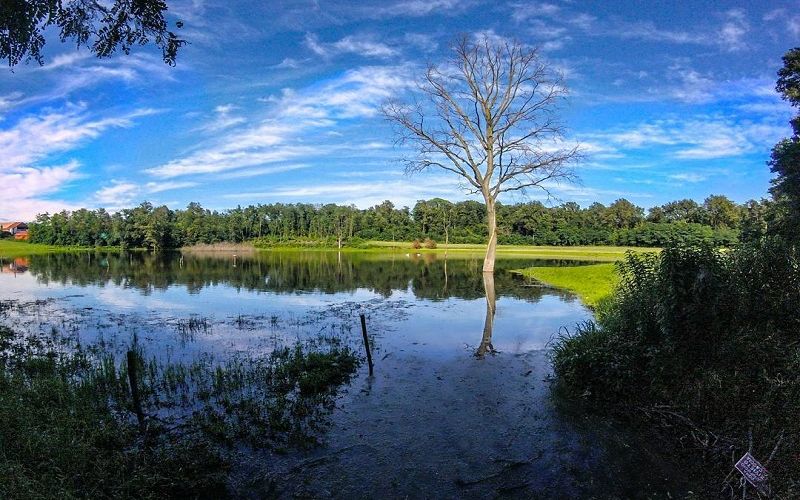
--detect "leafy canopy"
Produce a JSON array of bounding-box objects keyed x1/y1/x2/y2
[
  {"x1": 0, "y1": 0, "x2": 185, "y2": 67},
  {"x1": 769, "y1": 47, "x2": 800, "y2": 242}
]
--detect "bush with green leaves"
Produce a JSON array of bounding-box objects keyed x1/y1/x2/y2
[{"x1": 552, "y1": 241, "x2": 799, "y2": 496}]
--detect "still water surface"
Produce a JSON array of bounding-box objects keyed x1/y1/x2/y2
[
  {"x1": 0, "y1": 251, "x2": 590, "y2": 359},
  {"x1": 0, "y1": 250, "x2": 687, "y2": 497}
]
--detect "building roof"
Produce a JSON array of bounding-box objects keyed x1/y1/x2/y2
[{"x1": 1, "y1": 222, "x2": 26, "y2": 231}]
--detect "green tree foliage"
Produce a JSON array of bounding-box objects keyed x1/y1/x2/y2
[
  {"x1": 27, "y1": 196, "x2": 747, "y2": 250},
  {"x1": 604, "y1": 198, "x2": 644, "y2": 229},
  {"x1": 769, "y1": 47, "x2": 800, "y2": 244},
  {"x1": 648, "y1": 199, "x2": 704, "y2": 224},
  {"x1": 702, "y1": 194, "x2": 740, "y2": 229},
  {"x1": 0, "y1": 0, "x2": 185, "y2": 67},
  {"x1": 738, "y1": 199, "x2": 769, "y2": 243}
]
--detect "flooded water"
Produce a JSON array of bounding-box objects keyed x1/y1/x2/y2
[{"x1": 0, "y1": 250, "x2": 688, "y2": 497}]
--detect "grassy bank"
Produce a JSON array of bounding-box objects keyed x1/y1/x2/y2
[
  {"x1": 551, "y1": 244, "x2": 800, "y2": 497},
  {"x1": 366, "y1": 242, "x2": 658, "y2": 261},
  {"x1": 2, "y1": 239, "x2": 659, "y2": 262},
  {"x1": 512, "y1": 263, "x2": 616, "y2": 308},
  {"x1": 0, "y1": 240, "x2": 96, "y2": 258}
]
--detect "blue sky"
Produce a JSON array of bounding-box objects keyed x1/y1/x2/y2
[{"x1": 1, "y1": 0, "x2": 798, "y2": 220}]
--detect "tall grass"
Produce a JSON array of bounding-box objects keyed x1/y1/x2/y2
[
  {"x1": 0, "y1": 326, "x2": 359, "y2": 498},
  {"x1": 552, "y1": 241, "x2": 799, "y2": 497}
]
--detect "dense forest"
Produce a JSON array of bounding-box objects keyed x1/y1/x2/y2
[{"x1": 23, "y1": 194, "x2": 767, "y2": 250}]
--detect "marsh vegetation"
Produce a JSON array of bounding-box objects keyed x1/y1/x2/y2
[{"x1": 0, "y1": 249, "x2": 698, "y2": 497}]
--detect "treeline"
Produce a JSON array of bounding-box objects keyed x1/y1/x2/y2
[{"x1": 27, "y1": 195, "x2": 767, "y2": 250}]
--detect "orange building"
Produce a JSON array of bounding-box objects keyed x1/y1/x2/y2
[{"x1": 1, "y1": 222, "x2": 29, "y2": 240}]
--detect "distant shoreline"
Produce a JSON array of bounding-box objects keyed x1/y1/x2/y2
[{"x1": 1, "y1": 239, "x2": 657, "y2": 261}]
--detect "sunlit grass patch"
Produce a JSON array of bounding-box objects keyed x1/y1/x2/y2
[
  {"x1": 367, "y1": 241, "x2": 658, "y2": 261},
  {"x1": 512, "y1": 263, "x2": 617, "y2": 308},
  {"x1": 0, "y1": 240, "x2": 93, "y2": 258}
]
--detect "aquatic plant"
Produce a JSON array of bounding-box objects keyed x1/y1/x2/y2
[{"x1": 0, "y1": 325, "x2": 360, "y2": 498}]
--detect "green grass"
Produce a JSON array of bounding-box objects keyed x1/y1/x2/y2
[
  {"x1": 0, "y1": 240, "x2": 94, "y2": 258},
  {"x1": 1, "y1": 238, "x2": 659, "y2": 263},
  {"x1": 512, "y1": 263, "x2": 617, "y2": 308},
  {"x1": 365, "y1": 242, "x2": 659, "y2": 262}
]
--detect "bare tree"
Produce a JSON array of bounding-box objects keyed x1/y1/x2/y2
[{"x1": 383, "y1": 34, "x2": 580, "y2": 273}]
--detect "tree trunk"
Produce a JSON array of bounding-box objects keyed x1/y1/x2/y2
[
  {"x1": 483, "y1": 197, "x2": 497, "y2": 273},
  {"x1": 476, "y1": 271, "x2": 496, "y2": 358},
  {"x1": 444, "y1": 225, "x2": 449, "y2": 258}
]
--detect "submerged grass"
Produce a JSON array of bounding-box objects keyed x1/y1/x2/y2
[
  {"x1": 0, "y1": 323, "x2": 360, "y2": 498},
  {"x1": 512, "y1": 263, "x2": 617, "y2": 308}
]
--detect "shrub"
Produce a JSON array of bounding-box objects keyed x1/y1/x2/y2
[
  {"x1": 423, "y1": 238, "x2": 437, "y2": 249},
  {"x1": 552, "y1": 241, "x2": 800, "y2": 496},
  {"x1": 411, "y1": 239, "x2": 422, "y2": 249}
]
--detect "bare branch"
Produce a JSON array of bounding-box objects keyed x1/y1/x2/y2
[{"x1": 382, "y1": 34, "x2": 582, "y2": 272}]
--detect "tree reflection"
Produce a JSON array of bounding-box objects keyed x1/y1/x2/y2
[
  {"x1": 475, "y1": 271, "x2": 497, "y2": 358},
  {"x1": 15, "y1": 250, "x2": 578, "y2": 303}
]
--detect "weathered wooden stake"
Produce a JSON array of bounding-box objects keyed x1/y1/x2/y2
[
  {"x1": 360, "y1": 314, "x2": 374, "y2": 376},
  {"x1": 127, "y1": 350, "x2": 146, "y2": 434}
]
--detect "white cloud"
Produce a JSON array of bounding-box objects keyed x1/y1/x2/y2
[
  {"x1": 0, "y1": 104, "x2": 159, "y2": 170},
  {"x1": 763, "y1": 8, "x2": 784, "y2": 22},
  {"x1": 212, "y1": 164, "x2": 310, "y2": 180},
  {"x1": 665, "y1": 66, "x2": 715, "y2": 103},
  {"x1": 195, "y1": 104, "x2": 246, "y2": 133},
  {"x1": 510, "y1": 2, "x2": 753, "y2": 52},
  {"x1": 511, "y1": 2, "x2": 562, "y2": 23},
  {"x1": 146, "y1": 65, "x2": 413, "y2": 179},
  {"x1": 145, "y1": 181, "x2": 199, "y2": 194},
  {"x1": 403, "y1": 33, "x2": 439, "y2": 53},
  {"x1": 584, "y1": 115, "x2": 786, "y2": 161},
  {"x1": 94, "y1": 180, "x2": 200, "y2": 209},
  {"x1": 96, "y1": 181, "x2": 140, "y2": 206},
  {"x1": 789, "y1": 16, "x2": 800, "y2": 37},
  {"x1": 668, "y1": 172, "x2": 708, "y2": 183},
  {"x1": 0, "y1": 91, "x2": 23, "y2": 113},
  {"x1": 0, "y1": 105, "x2": 160, "y2": 219},
  {"x1": 374, "y1": 0, "x2": 467, "y2": 18},
  {"x1": 0, "y1": 161, "x2": 83, "y2": 220},
  {"x1": 719, "y1": 9, "x2": 750, "y2": 51},
  {"x1": 269, "y1": 57, "x2": 305, "y2": 69},
  {"x1": 305, "y1": 34, "x2": 398, "y2": 59},
  {"x1": 221, "y1": 176, "x2": 461, "y2": 208},
  {"x1": 0, "y1": 53, "x2": 178, "y2": 113}
]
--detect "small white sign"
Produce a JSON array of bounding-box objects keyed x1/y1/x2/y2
[{"x1": 735, "y1": 452, "x2": 769, "y2": 494}]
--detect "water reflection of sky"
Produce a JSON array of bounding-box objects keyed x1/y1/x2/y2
[{"x1": 0, "y1": 252, "x2": 592, "y2": 360}]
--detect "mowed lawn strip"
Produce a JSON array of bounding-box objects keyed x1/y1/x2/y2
[
  {"x1": 512, "y1": 263, "x2": 617, "y2": 308},
  {"x1": 0, "y1": 240, "x2": 93, "y2": 258},
  {"x1": 366, "y1": 242, "x2": 658, "y2": 262}
]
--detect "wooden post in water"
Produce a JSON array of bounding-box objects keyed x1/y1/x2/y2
[
  {"x1": 126, "y1": 350, "x2": 146, "y2": 434},
  {"x1": 360, "y1": 314, "x2": 374, "y2": 376}
]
